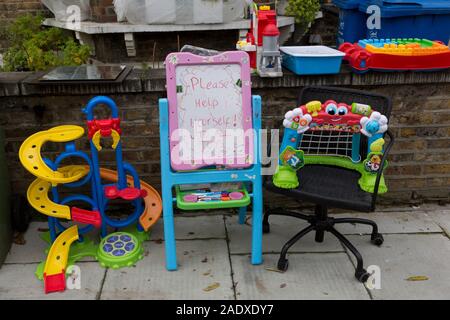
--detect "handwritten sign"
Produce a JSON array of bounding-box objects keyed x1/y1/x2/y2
[{"x1": 165, "y1": 51, "x2": 253, "y2": 171}]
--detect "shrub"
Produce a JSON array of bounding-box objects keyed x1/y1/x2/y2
[
  {"x1": 285, "y1": 0, "x2": 321, "y2": 25},
  {"x1": 2, "y1": 14, "x2": 91, "y2": 71}
]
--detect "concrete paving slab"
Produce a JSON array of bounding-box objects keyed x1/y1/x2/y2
[
  {"x1": 425, "y1": 208, "x2": 450, "y2": 237},
  {"x1": 0, "y1": 262, "x2": 105, "y2": 300},
  {"x1": 226, "y1": 215, "x2": 344, "y2": 254},
  {"x1": 332, "y1": 210, "x2": 441, "y2": 235},
  {"x1": 345, "y1": 234, "x2": 450, "y2": 300},
  {"x1": 150, "y1": 215, "x2": 227, "y2": 241},
  {"x1": 232, "y1": 253, "x2": 370, "y2": 300},
  {"x1": 5, "y1": 222, "x2": 52, "y2": 264},
  {"x1": 100, "y1": 239, "x2": 234, "y2": 300}
]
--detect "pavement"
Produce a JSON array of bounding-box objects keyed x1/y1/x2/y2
[{"x1": 1, "y1": 204, "x2": 449, "y2": 300}]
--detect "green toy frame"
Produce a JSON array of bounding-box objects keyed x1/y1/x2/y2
[{"x1": 273, "y1": 126, "x2": 389, "y2": 194}]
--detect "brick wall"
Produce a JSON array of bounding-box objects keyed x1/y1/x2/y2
[
  {"x1": 90, "y1": 0, "x2": 117, "y2": 23},
  {"x1": 1, "y1": 82, "x2": 449, "y2": 208},
  {"x1": 0, "y1": 0, "x2": 50, "y2": 52},
  {"x1": 93, "y1": 31, "x2": 240, "y2": 63},
  {"x1": 306, "y1": 4, "x2": 339, "y2": 46}
]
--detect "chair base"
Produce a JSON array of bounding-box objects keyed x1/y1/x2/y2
[{"x1": 263, "y1": 205, "x2": 384, "y2": 283}]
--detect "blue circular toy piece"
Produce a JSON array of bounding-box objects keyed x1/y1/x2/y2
[
  {"x1": 107, "y1": 235, "x2": 119, "y2": 243},
  {"x1": 112, "y1": 249, "x2": 126, "y2": 257},
  {"x1": 114, "y1": 241, "x2": 125, "y2": 248},
  {"x1": 120, "y1": 235, "x2": 132, "y2": 242},
  {"x1": 103, "y1": 243, "x2": 114, "y2": 253},
  {"x1": 125, "y1": 242, "x2": 135, "y2": 252}
]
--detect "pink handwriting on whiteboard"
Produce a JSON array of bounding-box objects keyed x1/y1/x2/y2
[{"x1": 190, "y1": 77, "x2": 231, "y2": 91}]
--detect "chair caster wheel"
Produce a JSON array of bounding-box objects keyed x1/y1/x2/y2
[
  {"x1": 371, "y1": 233, "x2": 384, "y2": 246},
  {"x1": 263, "y1": 223, "x2": 270, "y2": 234},
  {"x1": 277, "y1": 258, "x2": 289, "y2": 272},
  {"x1": 355, "y1": 269, "x2": 370, "y2": 283}
]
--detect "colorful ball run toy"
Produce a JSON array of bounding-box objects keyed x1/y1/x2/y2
[
  {"x1": 18, "y1": 96, "x2": 162, "y2": 294},
  {"x1": 339, "y1": 38, "x2": 450, "y2": 73},
  {"x1": 273, "y1": 100, "x2": 389, "y2": 194}
]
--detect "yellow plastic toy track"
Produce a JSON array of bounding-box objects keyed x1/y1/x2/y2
[
  {"x1": 19, "y1": 125, "x2": 85, "y2": 184},
  {"x1": 44, "y1": 225, "x2": 79, "y2": 276},
  {"x1": 26, "y1": 165, "x2": 90, "y2": 220}
]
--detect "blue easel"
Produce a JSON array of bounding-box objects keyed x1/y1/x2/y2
[{"x1": 159, "y1": 96, "x2": 263, "y2": 271}]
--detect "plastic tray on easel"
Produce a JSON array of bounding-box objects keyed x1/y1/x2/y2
[{"x1": 175, "y1": 185, "x2": 251, "y2": 210}]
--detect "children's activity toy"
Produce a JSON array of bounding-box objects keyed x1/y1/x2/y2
[
  {"x1": 280, "y1": 46, "x2": 346, "y2": 75},
  {"x1": 237, "y1": 4, "x2": 282, "y2": 77},
  {"x1": 274, "y1": 100, "x2": 389, "y2": 193},
  {"x1": 161, "y1": 50, "x2": 263, "y2": 270},
  {"x1": 339, "y1": 38, "x2": 450, "y2": 73},
  {"x1": 19, "y1": 96, "x2": 162, "y2": 294}
]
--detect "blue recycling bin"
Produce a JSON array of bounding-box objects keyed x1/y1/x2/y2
[
  {"x1": 333, "y1": 0, "x2": 368, "y2": 45},
  {"x1": 359, "y1": 0, "x2": 450, "y2": 43}
]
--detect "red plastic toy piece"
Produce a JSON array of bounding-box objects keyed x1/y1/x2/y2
[
  {"x1": 71, "y1": 207, "x2": 102, "y2": 228},
  {"x1": 87, "y1": 118, "x2": 122, "y2": 139},
  {"x1": 104, "y1": 186, "x2": 147, "y2": 201},
  {"x1": 44, "y1": 272, "x2": 66, "y2": 294},
  {"x1": 104, "y1": 185, "x2": 120, "y2": 199},
  {"x1": 257, "y1": 9, "x2": 278, "y2": 46}
]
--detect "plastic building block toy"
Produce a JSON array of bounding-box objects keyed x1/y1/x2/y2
[
  {"x1": 273, "y1": 100, "x2": 389, "y2": 194},
  {"x1": 339, "y1": 38, "x2": 450, "y2": 73},
  {"x1": 19, "y1": 96, "x2": 162, "y2": 294}
]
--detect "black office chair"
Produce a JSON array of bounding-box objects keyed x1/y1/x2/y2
[{"x1": 264, "y1": 86, "x2": 394, "y2": 282}]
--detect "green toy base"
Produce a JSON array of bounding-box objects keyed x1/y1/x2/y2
[
  {"x1": 273, "y1": 155, "x2": 388, "y2": 194},
  {"x1": 273, "y1": 165, "x2": 299, "y2": 189},
  {"x1": 35, "y1": 225, "x2": 149, "y2": 280},
  {"x1": 97, "y1": 232, "x2": 144, "y2": 269}
]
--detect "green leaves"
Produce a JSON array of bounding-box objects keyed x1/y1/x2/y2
[
  {"x1": 285, "y1": 0, "x2": 321, "y2": 24},
  {"x1": 2, "y1": 14, "x2": 91, "y2": 71}
]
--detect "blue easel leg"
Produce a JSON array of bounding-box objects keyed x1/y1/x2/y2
[
  {"x1": 162, "y1": 188, "x2": 177, "y2": 271},
  {"x1": 238, "y1": 207, "x2": 247, "y2": 225},
  {"x1": 251, "y1": 179, "x2": 263, "y2": 265}
]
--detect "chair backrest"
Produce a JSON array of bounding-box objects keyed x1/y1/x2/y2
[{"x1": 297, "y1": 86, "x2": 392, "y2": 160}]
